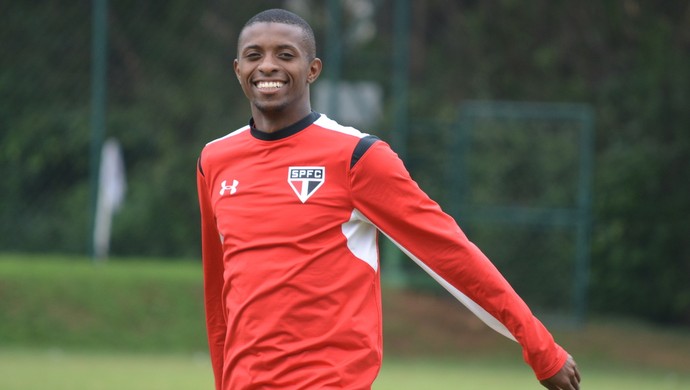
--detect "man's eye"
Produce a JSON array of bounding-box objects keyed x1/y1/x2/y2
[{"x1": 278, "y1": 52, "x2": 295, "y2": 59}]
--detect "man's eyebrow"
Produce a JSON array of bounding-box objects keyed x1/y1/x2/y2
[
  {"x1": 240, "y1": 43, "x2": 300, "y2": 53},
  {"x1": 275, "y1": 44, "x2": 299, "y2": 51},
  {"x1": 240, "y1": 44, "x2": 262, "y2": 53}
]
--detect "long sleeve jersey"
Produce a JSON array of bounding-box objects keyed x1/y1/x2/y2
[{"x1": 196, "y1": 112, "x2": 567, "y2": 390}]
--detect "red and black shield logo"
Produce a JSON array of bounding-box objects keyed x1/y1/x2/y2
[{"x1": 288, "y1": 166, "x2": 325, "y2": 203}]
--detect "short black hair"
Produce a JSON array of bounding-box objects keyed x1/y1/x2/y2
[{"x1": 241, "y1": 9, "x2": 317, "y2": 60}]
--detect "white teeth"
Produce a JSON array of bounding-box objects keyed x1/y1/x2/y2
[{"x1": 256, "y1": 81, "x2": 284, "y2": 89}]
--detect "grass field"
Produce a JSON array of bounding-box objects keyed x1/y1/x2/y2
[
  {"x1": 1, "y1": 348, "x2": 689, "y2": 389},
  {"x1": 2, "y1": 256, "x2": 689, "y2": 389}
]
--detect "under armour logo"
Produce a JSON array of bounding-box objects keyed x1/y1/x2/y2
[{"x1": 219, "y1": 179, "x2": 239, "y2": 196}]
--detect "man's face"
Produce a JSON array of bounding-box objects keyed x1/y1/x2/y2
[{"x1": 234, "y1": 22, "x2": 321, "y2": 116}]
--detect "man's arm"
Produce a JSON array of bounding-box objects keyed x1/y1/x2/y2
[
  {"x1": 196, "y1": 158, "x2": 227, "y2": 390},
  {"x1": 349, "y1": 140, "x2": 575, "y2": 382}
]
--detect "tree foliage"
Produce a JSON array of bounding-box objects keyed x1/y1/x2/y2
[{"x1": 1, "y1": 0, "x2": 688, "y2": 323}]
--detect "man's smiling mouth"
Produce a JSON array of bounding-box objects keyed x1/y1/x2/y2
[{"x1": 256, "y1": 81, "x2": 285, "y2": 89}]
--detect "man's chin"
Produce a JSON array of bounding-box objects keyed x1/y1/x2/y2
[{"x1": 253, "y1": 100, "x2": 288, "y2": 114}]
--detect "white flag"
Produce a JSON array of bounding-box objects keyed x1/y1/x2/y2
[{"x1": 93, "y1": 138, "x2": 127, "y2": 260}]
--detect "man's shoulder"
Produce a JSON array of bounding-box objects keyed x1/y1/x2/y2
[
  {"x1": 312, "y1": 114, "x2": 371, "y2": 140},
  {"x1": 311, "y1": 115, "x2": 382, "y2": 168},
  {"x1": 198, "y1": 125, "x2": 250, "y2": 173},
  {"x1": 204, "y1": 125, "x2": 251, "y2": 148}
]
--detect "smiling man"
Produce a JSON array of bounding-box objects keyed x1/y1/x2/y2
[
  {"x1": 196, "y1": 8, "x2": 580, "y2": 390},
  {"x1": 234, "y1": 10, "x2": 320, "y2": 133}
]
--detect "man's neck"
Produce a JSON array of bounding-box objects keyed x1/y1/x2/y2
[{"x1": 251, "y1": 108, "x2": 312, "y2": 134}]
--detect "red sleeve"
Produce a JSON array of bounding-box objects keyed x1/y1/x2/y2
[
  {"x1": 196, "y1": 158, "x2": 226, "y2": 389},
  {"x1": 349, "y1": 141, "x2": 568, "y2": 380}
]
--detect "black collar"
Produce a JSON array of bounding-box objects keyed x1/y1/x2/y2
[{"x1": 249, "y1": 112, "x2": 321, "y2": 141}]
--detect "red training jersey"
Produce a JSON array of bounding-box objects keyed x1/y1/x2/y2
[{"x1": 196, "y1": 112, "x2": 567, "y2": 390}]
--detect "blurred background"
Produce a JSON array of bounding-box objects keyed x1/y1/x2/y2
[{"x1": 1, "y1": 0, "x2": 689, "y2": 388}]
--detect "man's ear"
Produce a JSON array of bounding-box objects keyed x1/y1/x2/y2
[
  {"x1": 233, "y1": 59, "x2": 241, "y2": 81},
  {"x1": 307, "y1": 58, "x2": 323, "y2": 84}
]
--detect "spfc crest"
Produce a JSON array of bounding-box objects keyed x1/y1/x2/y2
[{"x1": 288, "y1": 166, "x2": 325, "y2": 203}]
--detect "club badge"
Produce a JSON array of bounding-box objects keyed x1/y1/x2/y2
[{"x1": 288, "y1": 166, "x2": 325, "y2": 203}]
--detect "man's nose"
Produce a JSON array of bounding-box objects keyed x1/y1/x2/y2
[{"x1": 257, "y1": 55, "x2": 279, "y2": 73}]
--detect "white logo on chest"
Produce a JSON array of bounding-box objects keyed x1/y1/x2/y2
[
  {"x1": 288, "y1": 167, "x2": 325, "y2": 203},
  {"x1": 219, "y1": 179, "x2": 239, "y2": 196}
]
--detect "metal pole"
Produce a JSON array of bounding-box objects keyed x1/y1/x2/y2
[
  {"x1": 391, "y1": 0, "x2": 410, "y2": 160},
  {"x1": 383, "y1": 0, "x2": 411, "y2": 287},
  {"x1": 89, "y1": 0, "x2": 108, "y2": 259},
  {"x1": 574, "y1": 107, "x2": 594, "y2": 324},
  {"x1": 325, "y1": 0, "x2": 342, "y2": 119}
]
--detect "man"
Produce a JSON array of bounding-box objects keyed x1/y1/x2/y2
[{"x1": 197, "y1": 8, "x2": 580, "y2": 390}]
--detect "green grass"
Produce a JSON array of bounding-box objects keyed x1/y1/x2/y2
[
  {"x1": 0, "y1": 348, "x2": 213, "y2": 390},
  {"x1": 378, "y1": 357, "x2": 690, "y2": 389},
  {"x1": 0, "y1": 254, "x2": 207, "y2": 351},
  {"x1": 2, "y1": 254, "x2": 690, "y2": 389},
  {"x1": 1, "y1": 349, "x2": 689, "y2": 389}
]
